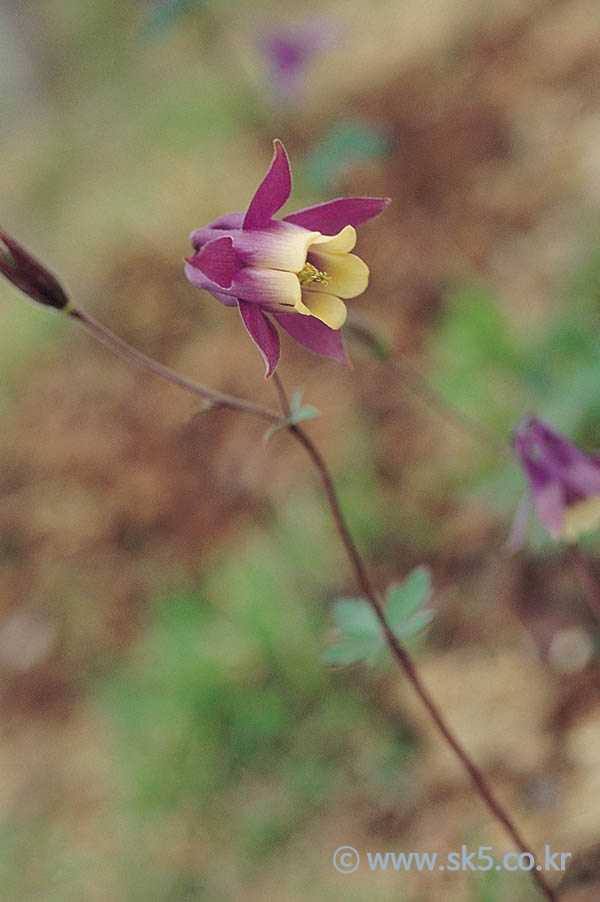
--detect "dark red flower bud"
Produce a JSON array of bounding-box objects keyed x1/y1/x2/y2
[{"x1": 0, "y1": 228, "x2": 70, "y2": 311}]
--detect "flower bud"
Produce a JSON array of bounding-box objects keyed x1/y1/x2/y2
[{"x1": 0, "y1": 228, "x2": 70, "y2": 311}]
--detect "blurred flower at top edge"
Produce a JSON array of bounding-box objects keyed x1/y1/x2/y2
[
  {"x1": 258, "y1": 18, "x2": 341, "y2": 105},
  {"x1": 510, "y1": 416, "x2": 600, "y2": 548}
]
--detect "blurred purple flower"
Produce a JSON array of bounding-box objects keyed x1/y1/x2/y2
[
  {"x1": 260, "y1": 20, "x2": 338, "y2": 103},
  {"x1": 0, "y1": 227, "x2": 69, "y2": 311},
  {"x1": 512, "y1": 416, "x2": 600, "y2": 544},
  {"x1": 185, "y1": 139, "x2": 389, "y2": 377}
]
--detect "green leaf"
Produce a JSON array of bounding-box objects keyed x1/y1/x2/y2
[
  {"x1": 322, "y1": 598, "x2": 385, "y2": 668},
  {"x1": 323, "y1": 571, "x2": 433, "y2": 670},
  {"x1": 385, "y1": 567, "x2": 434, "y2": 642},
  {"x1": 289, "y1": 405, "x2": 321, "y2": 425},
  {"x1": 289, "y1": 389, "x2": 305, "y2": 414},
  {"x1": 385, "y1": 566, "x2": 432, "y2": 632},
  {"x1": 262, "y1": 393, "x2": 320, "y2": 445},
  {"x1": 288, "y1": 389, "x2": 320, "y2": 425},
  {"x1": 332, "y1": 598, "x2": 381, "y2": 640},
  {"x1": 395, "y1": 610, "x2": 434, "y2": 639}
]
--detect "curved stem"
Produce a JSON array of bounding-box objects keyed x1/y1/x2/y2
[
  {"x1": 271, "y1": 378, "x2": 556, "y2": 901},
  {"x1": 63, "y1": 309, "x2": 556, "y2": 900},
  {"x1": 69, "y1": 307, "x2": 283, "y2": 425},
  {"x1": 271, "y1": 371, "x2": 291, "y2": 419}
]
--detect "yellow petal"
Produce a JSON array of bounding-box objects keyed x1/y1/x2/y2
[
  {"x1": 310, "y1": 225, "x2": 357, "y2": 254},
  {"x1": 301, "y1": 290, "x2": 347, "y2": 329},
  {"x1": 562, "y1": 496, "x2": 600, "y2": 542},
  {"x1": 292, "y1": 296, "x2": 312, "y2": 315},
  {"x1": 305, "y1": 250, "x2": 369, "y2": 299}
]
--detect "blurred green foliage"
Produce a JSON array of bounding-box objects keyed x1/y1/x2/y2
[
  {"x1": 430, "y1": 246, "x2": 600, "y2": 548},
  {"x1": 91, "y1": 482, "x2": 417, "y2": 898},
  {"x1": 142, "y1": 0, "x2": 211, "y2": 39},
  {"x1": 301, "y1": 122, "x2": 391, "y2": 193},
  {"x1": 433, "y1": 246, "x2": 600, "y2": 431}
]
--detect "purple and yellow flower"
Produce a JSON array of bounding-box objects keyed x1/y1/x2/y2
[
  {"x1": 184, "y1": 139, "x2": 389, "y2": 377},
  {"x1": 513, "y1": 416, "x2": 600, "y2": 543}
]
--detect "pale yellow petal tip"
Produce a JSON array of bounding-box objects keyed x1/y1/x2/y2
[
  {"x1": 310, "y1": 225, "x2": 357, "y2": 254},
  {"x1": 301, "y1": 291, "x2": 347, "y2": 329},
  {"x1": 562, "y1": 496, "x2": 600, "y2": 542}
]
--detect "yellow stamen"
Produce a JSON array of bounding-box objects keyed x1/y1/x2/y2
[{"x1": 297, "y1": 262, "x2": 330, "y2": 287}]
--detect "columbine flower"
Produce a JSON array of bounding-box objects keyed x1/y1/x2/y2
[
  {"x1": 0, "y1": 228, "x2": 70, "y2": 311},
  {"x1": 512, "y1": 416, "x2": 600, "y2": 543},
  {"x1": 184, "y1": 139, "x2": 389, "y2": 377}
]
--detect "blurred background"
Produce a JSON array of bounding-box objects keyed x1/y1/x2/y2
[{"x1": 2, "y1": 0, "x2": 600, "y2": 899}]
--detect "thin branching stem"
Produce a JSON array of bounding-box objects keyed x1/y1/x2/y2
[
  {"x1": 64, "y1": 315, "x2": 556, "y2": 901},
  {"x1": 272, "y1": 371, "x2": 557, "y2": 902},
  {"x1": 69, "y1": 307, "x2": 283, "y2": 424},
  {"x1": 271, "y1": 371, "x2": 291, "y2": 419}
]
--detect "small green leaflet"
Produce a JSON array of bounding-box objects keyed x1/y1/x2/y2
[
  {"x1": 288, "y1": 388, "x2": 320, "y2": 424},
  {"x1": 385, "y1": 566, "x2": 433, "y2": 635},
  {"x1": 321, "y1": 565, "x2": 434, "y2": 668},
  {"x1": 263, "y1": 388, "x2": 320, "y2": 444}
]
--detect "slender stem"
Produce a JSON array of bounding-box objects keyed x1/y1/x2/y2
[
  {"x1": 391, "y1": 355, "x2": 510, "y2": 458},
  {"x1": 271, "y1": 379, "x2": 556, "y2": 902},
  {"x1": 271, "y1": 371, "x2": 291, "y2": 419},
  {"x1": 68, "y1": 307, "x2": 283, "y2": 425},
  {"x1": 569, "y1": 544, "x2": 600, "y2": 628},
  {"x1": 64, "y1": 307, "x2": 555, "y2": 900}
]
